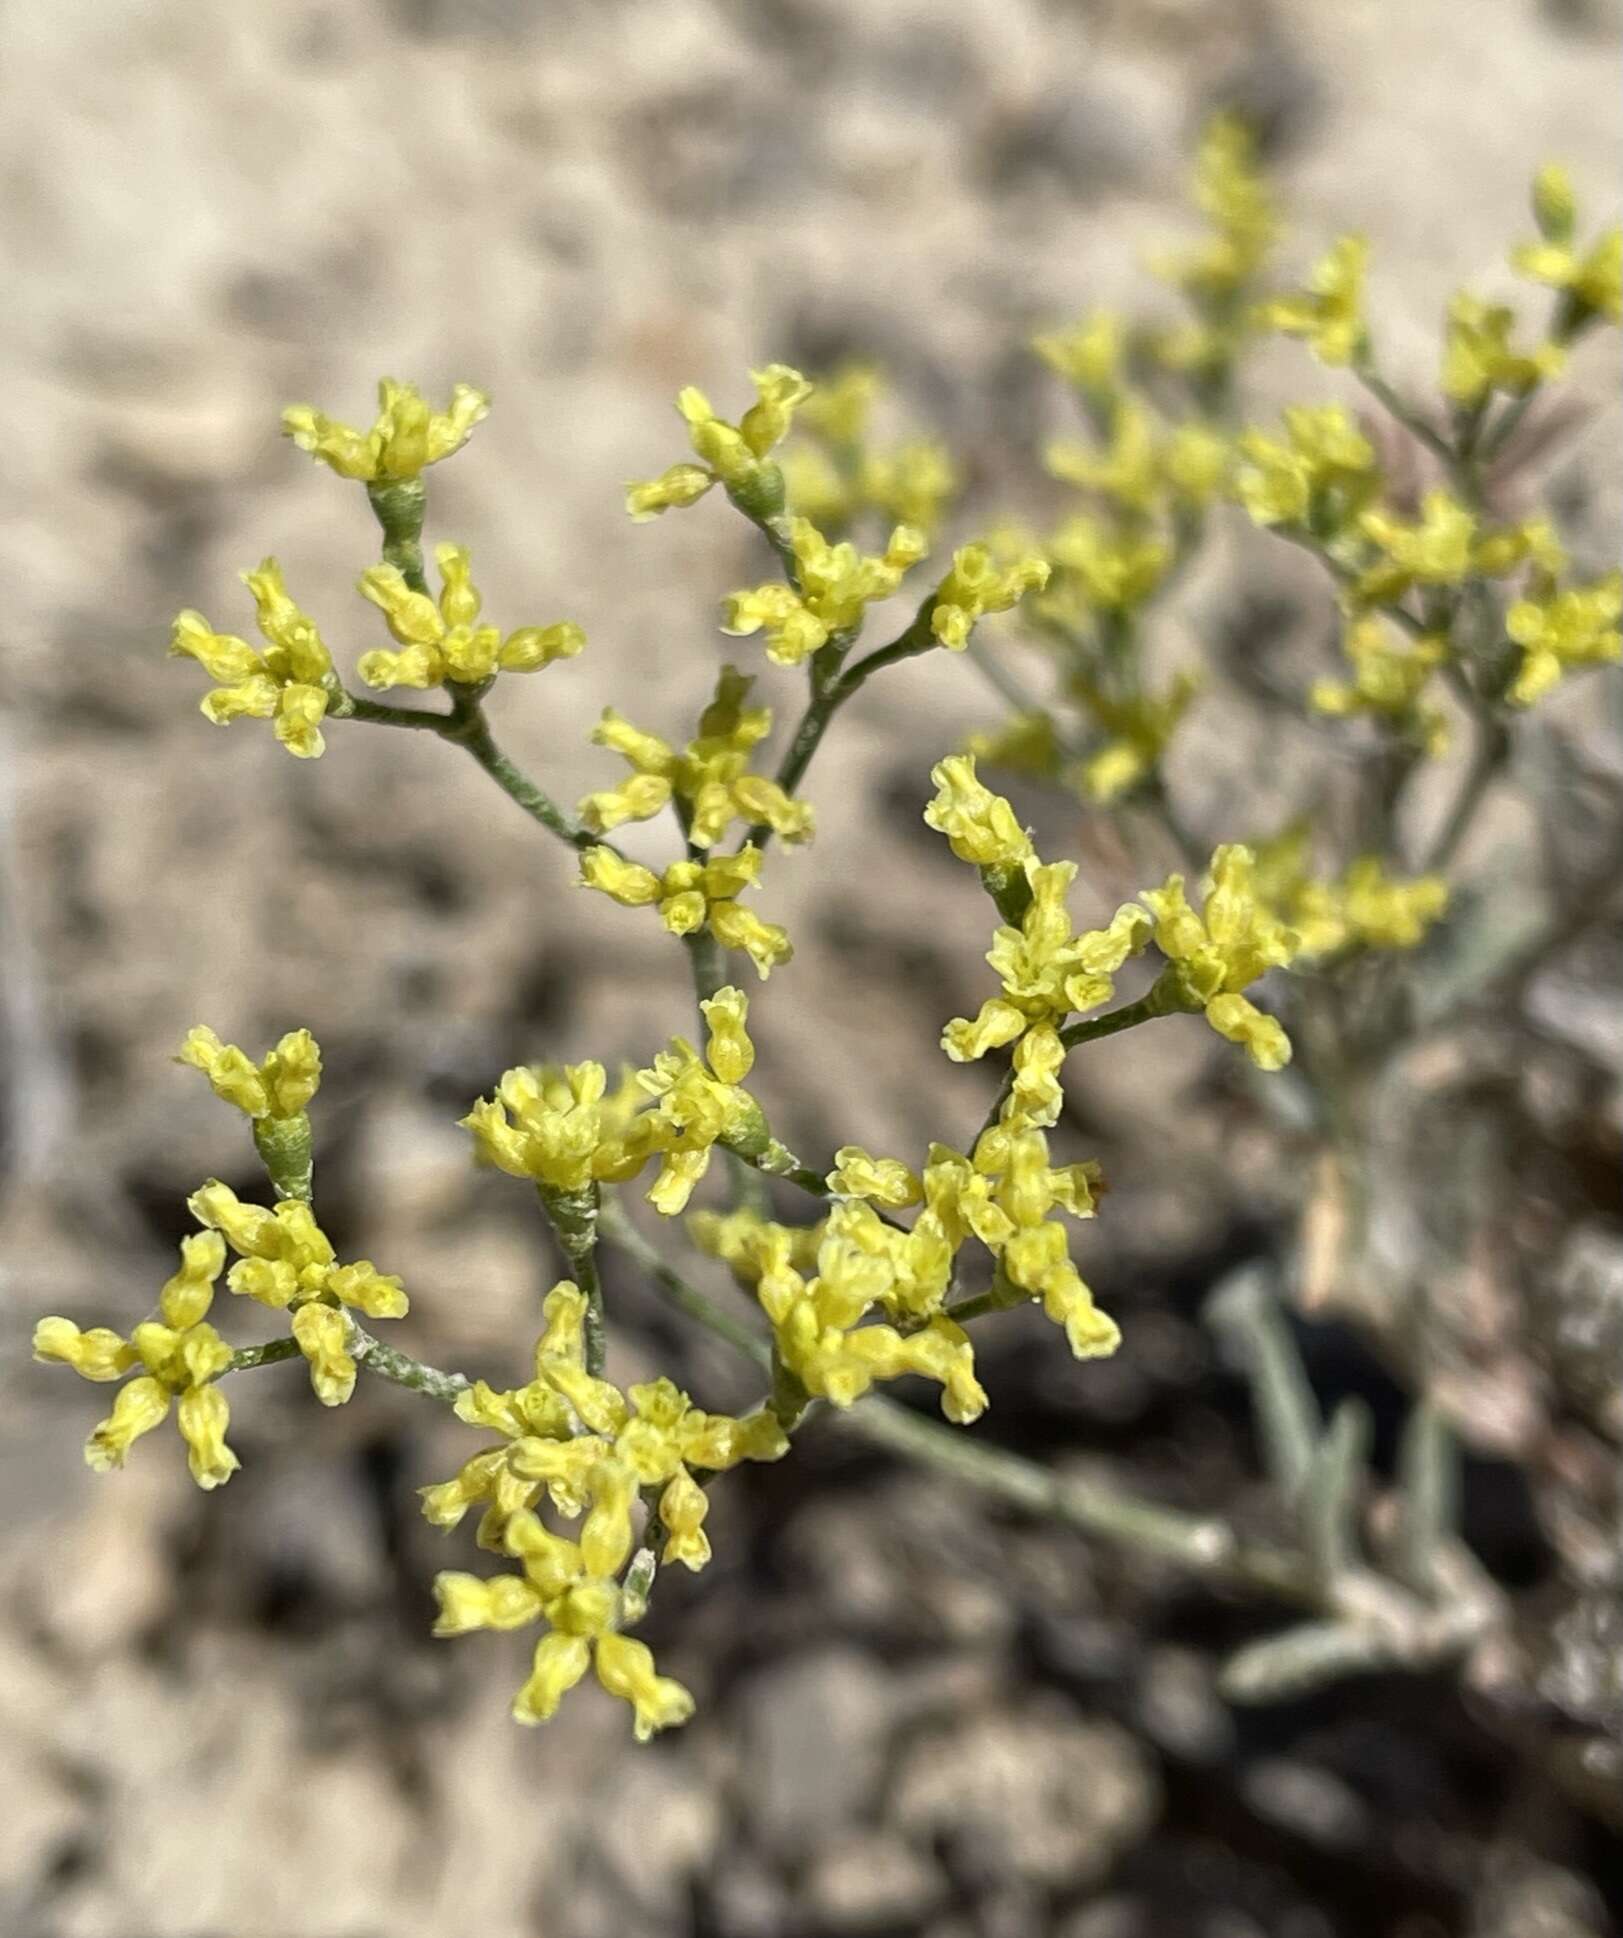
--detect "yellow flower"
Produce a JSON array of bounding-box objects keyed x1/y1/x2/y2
[
  {"x1": 1356, "y1": 491, "x2": 1477, "y2": 606},
  {"x1": 1151, "y1": 114, "x2": 1279, "y2": 302},
  {"x1": 1233, "y1": 406, "x2": 1379, "y2": 533},
  {"x1": 422, "y1": 1280, "x2": 786, "y2": 1556},
  {"x1": 922, "y1": 756, "x2": 1035, "y2": 870},
  {"x1": 1041, "y1": 518, "x2": 1170, "y2": 616},
  {"x1": 461, "y1": 1061, "x2": 651, "y2": 1194},
  {"x1": 1071, "y1": 671, "x2": 1201, "y2": 804},
  {"x1": 931, "y1": 544, "x2": 1050, "y2": 651},
  {"x1": 1140, "y1": 846, "x2": 1299, "y2": 1070},
  {"x1": 723, "y1": 518, "x2": 926, "y2": 666},
  {"x1": 282, "y1": 378, "x2": 489, "y2": 481},
  {"x1": 579, "y1": 666, "x2": 813, "y2": 849},
  {"x1": 1047, "y1": 401, "x2": 1228, "y2": 518},
  {"x1": 795, "y1": 363, "x2": 881, "y2": 446},
  {"x1": 632, "y1": 988, "x2": 778, "y2": 1213},
  {"x1": 860, "y1": 442, "x2": 959, "y2": 535},
  {"x1": 1441, "y1": 294, "x2": 1564, "y2": 405},
  {"x1": 177, "y1": 1025, "x2": 321, "y2": 1120},
  {"x1": 34, "y1": 1231, "x2": 240, "y2": 1489},
  {"x1": 434, "y1": 1477, "x2": 694, "y2": 1739},
  {"x1": 827, "y1": 1146, "x2": 924, "y2": 1208},
  {"x1": 356, "y1": 543, "x2": 583, "y2": 690},
  {"x1": 1251, "y1": 831, "x2": 1448, "y2": 957},
  {"x1": 962, "y1": 711, "x2": 1065, "y2": 784},
  {"x1": 1257, "y1": 236, "x2": 1370, "y2": 367},
  {"x1": 1510, "y1": 166, "x2": 1621, "y2": 327},
  {"x1": 169, "y1": 558, "x2": 335, "y2": 758},
  {"x1": 186, "y1": 1182, "x2": 407, "y2": 1406},
  {"x1": 1506, "y1": 573, "x2": 1623, "y2": 705},
  {"x1": 579, "y1": 843, "x2": 792, "y2": 979},
  {"x1": 1311, "y1": 617, "x2": 1448, "y2": 752},
  {"x1": 942, "y1": 854, "x2": 1153, "y2": 1129},
  {"x1": 627, "y1": 365, "x2": 811, "y2": 519},
  {"x1": 1033, "y1": 312, "x2": 1125, "y2": 397}
]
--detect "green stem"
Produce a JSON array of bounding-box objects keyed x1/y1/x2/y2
[
  {"x1": 348, "y1": 1322, "x2": 471, "y2": 1402},
  {"x1": 444, "y1": 698, "x2": 599, "y2": 850},
  {"x1": 537, "y1": 1184, "x2": 607, "y2": 1374},
  {"x1": 742, "y1": 594, "x2": 939, "y2": 852},
  {"x1": 1422, "y1": 707, "x2": 1508, "y2": 872},
  {"x1": 597, "y1": 1200, "x2": 770, "y2": 1364}
]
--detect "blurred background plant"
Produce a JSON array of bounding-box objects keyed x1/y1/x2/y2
[{"x1": 3, "y1": 4, "x2": 1621, "y2": 1936}]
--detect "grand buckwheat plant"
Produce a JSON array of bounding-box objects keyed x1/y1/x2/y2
[{"x1": 36, "y1": 125, "x2": 1621, "y2": 1742}]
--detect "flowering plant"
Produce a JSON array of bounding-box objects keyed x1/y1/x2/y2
[{"x1": 37, "y1": 128, "x2": 1620, "y2": 1737}]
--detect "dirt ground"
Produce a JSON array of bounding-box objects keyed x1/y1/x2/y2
[{"x1": 2, "y1": 2, "x2": 1621, "y2": 1934}]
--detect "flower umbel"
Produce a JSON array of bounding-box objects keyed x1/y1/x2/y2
[
  {"x1": 170, "y1": 559, "x2": 335, "y2": 758},
  {"x1": 282, "y1": 378, "x2": 490, "y2": 482}
]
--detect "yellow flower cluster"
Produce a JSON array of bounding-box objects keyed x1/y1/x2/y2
[
  {"x1": 1507, "y1": 572, "x2": 1623, "y2": 707},
  {"x1": 1252, "y1": 830, "x2": 1449, "y2": 958},
  {"x1": 428, "y1": 1279, "x2": 786, "y2": 1736},
  {"x1": 1046, "y1": 401, "x2": 1229, "y2": 519},
  {"x1": 1140, "y1": 847, "x2": 1300, "y2": 1070},
  {"x1": 1148, "y1": 115, "x2": 1280, "y2": 380},
  {"x1": 579, "y1": 666, "x2": 812, "y2": 848},
  {"x1": 283, "y1": 378, "x2": 490, "y2": 482},
  {"x1": 35, "y1": 1232, "x2": 238, "y2": 1488},
  {"x1": 170, "y1": 559, "x2": 336, "y2": 759},
  {"x1": 177, "y1": 1024, "x2": 321, "y2": 1121},
  {"x1": 935, "y1": 811, "x2": 1153, "y2": 1128},
  {"x1": 1256, "y1": 236, "x2": 1370, "y2": 367},
  {"x1": 1441, "y1": 294, "x2": 1564, "y2": 406},
  {"x1": 427, "y1": 1280, "x2": 785, "y2": 1557},
  {"x1": 1233, "y1": 405, "x2": 1380, "y2": 534},
  {"x1": 356, "y1": 543, "x2": 584, "y2": 691},
  {"x1": 1039, "y1": 517, "x2": 1172, "y2": 619},
  {"x1": 1034, "y1": 311, "x2": 1124, "y2": 401},
  {"x1": 188, "y1": 1181, "x2": 408, "y2": 1405},
  {"x1": 1070, "y1": 671, "x2": 1202, "y2": 804},
  {"x1": 464, "y1": 989, "x2": 782, "y2": 1216},
  {"x1": 579, "y1": 844, "x2": 791, "y2": 979},
  {"x1": 1312, "y1": 618, "x2": 1448, "y2": 752},
  {"x1": 780, "y1": 364, "x2": 960, "y2": 536},
  {"x1": 723, "y1": 517, "x2": 927, "y2": 666},
  {"x1": 931, "y1": 544, "x2": 1052, "y2": 652},
  {"x1": 626, "y1": 365, "x2": 810, "y2": 520},
  {"x1": 1512, "y1": 164, "x2": 1622, "y2": 329}
]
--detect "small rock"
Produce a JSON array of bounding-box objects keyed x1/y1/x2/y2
[{"x1": 806, "y1": 1831, "x2": 945, "y2": 1932}]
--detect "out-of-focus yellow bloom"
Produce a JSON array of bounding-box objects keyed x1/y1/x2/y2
[
  {"x1": 1071, "y1": 671, "x2": 1201, "y2": 803},
  {"x1": 1510, "y1": 165, "x2": 1621, "y2": 327},
  {"x1": 860, "y1": 441, "x2": 959, "y2": 534},
  {"x1": 1047, "y1": 402, "x2": 1228, "y2": 517},
  {"x1": 627, "y1": 365, "x2": 811, "y2": 519},
  {"x1": 923, "y1": 755, "x2": 1035, "y2": 870},
  {"x1": 434, "y1": 1477, "x2": 694, "y2": 1739},
  {"x1": 283, "y1": 379, "x2": 489, "y2": 482},
  {"x1": 34, "y1": 1231, "x2": 239, "y2": 1489},
  {"x1": 422, "y1": 1279, "x2": 786, "y2": 1560},
  {"x1": 1356, "y1": 491, "x2": 1477, "y2": 605},
  {"x1": 1041, "y1": 518, "x2": 1170, "y2": 617},
  {"x1": 462, "y1": 1061, "x2": 651, "y2": 1194},
  {"x1": 1033, "y1": 312, "x2": 1125, "y2": 398},
  {"x1": 170, "y1": 558, "x2": 335, "y2": 758},
  {"x1": 962, "y1": 711, "x2": 1065, "y2": 784},
  {"x1": 723, "y1": 518, "x2": 927, "y2": 666},
  {"x1": 1506, "y1": 573, "x2": 1623, "y2": 705},
  {"x1": 1257, "y1": 236, "x2": 1370, "y2": 367},
  {"x1": 579, "y1": 843, "x2": 792, "y2": 979},
  {"x1": 1140, "y1": 845, "x2": 1299, "y2": 1070},
  {"x1": 1152, "y1": 115, "x2": 1279, "y2": 302},
  {"x1": 578, "y1": 666, "x2": 813, "y2": 849},
  {"x1": 1252, "y1": 829, "x2": 1448, "y2": 957},
  {"x1": 355, "y1": 543, "x2": 583, "y2": 690},
  {"x1": 1233, "y1": 406, "x2": 1379, "y2": 532},
  {"x1": 931, "y1": 544, "x2": 1051, "y2": 651},
  {"x1": 187, "y1": 1182, "x2": 407, "y2": 1406},
  {"x1": 1441, "y1": 294, "x2": 1564, "y2": 405},
  {"x1": 1311, "y1": 617, "x2": 1448, "y2": 753},
  {"x1": 177, "y1": 1025, "x2": 321, "y2": 1121},
  {"x1": 793, "y1": 363, "x2": 880, "y2": 446}
]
